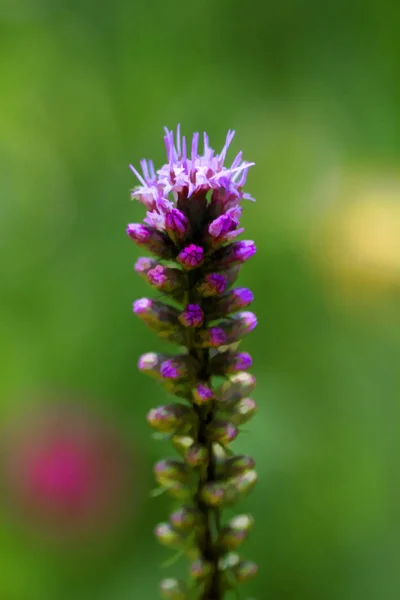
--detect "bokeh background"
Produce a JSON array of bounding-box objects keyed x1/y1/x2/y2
[{"x1": 1, "y1": 0, "x2": 400, "y2": 599}]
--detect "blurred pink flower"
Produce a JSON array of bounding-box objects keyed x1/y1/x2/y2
[{"x1": 1, "y1": 396, "x2": 138, "y2": 541}]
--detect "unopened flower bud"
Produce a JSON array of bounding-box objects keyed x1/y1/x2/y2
[
  {"x1": 217, "y1": 372, "x2": 256, "y2": 407},
  {"x1": 217, "y1": 312, "x2": 257, "y2": 344},
  {"x1": 196, "y1": 273, "x2": 227, "y2": 297},
  {"x1": 195, "y1": 327, "x2": 228, "y2": 349},
  {"x1": 179, "y1": 304, "x2": 204, "y2": 328},
  {"x1": 207, "y1": 420, "x2": 238, "y2": 444},
  {"x1": 138, "y1": 352, "x2": 169, "y2": 379},
  {"x1": 147, "y1": 264, "x2": 185, "y2": 296},
  {"x1": 165, "y1": 208, "x2": 190, "y2": 244},
  {"x1": 206, "y1": 287, "x2": 254, "y2": 319},
  {"x1": 133, "y1": 298, "x2": 180, "y2": 334},
  {"x1": 147, "y1": 404, "x2": 194, "y2": 433},
  {"x1": 185, "y1": 443, "x2": 208, "y2": 468},
  {"x1": 154, "y1": 522, "x2": 187, "y2": 548},
  {"x1": 192, "y1": 383, "x2": 214, "y2": 405},
  {"x1": 177, "y1": 244, "x2": 204, "y2": 270},
  {"x1": 154, "y1": 459, "x2": 191, "y2": 487},
  {"x1": 127, "y1": 223, "x2": 173, "y2": 258},
  {"x1": 218, "y1": 552, "x2": 240, "y2": 571},
  {"x1": 212, "y1": 240, "x2": 256, "y2": 268},
  {"x1": 172, "y1": 435, "x2": 195, "y2": 455},
  {"x1": 209, "y1": 351, "x2": 252, "y2": 376},
  {"x1": 230, "y1": 398, "x2": 257, "y2": 425},
  {"x1": 217, "y1": 514, "x2": 254, "y2": 550},
  {"x1": 233, "y1": 470, "x2": 258, "y2": 496},
  {"x1": 170, "y1": 506, "x2": 202, "y2": 531},
  {"x1": 160, "y1": 355, "x2": 199, "y2": 380},
  {"x1": 232, "y1": 560, "x2": 258, "y2": 583},
  {"x1": 201, "y1": 471, "x2": 257, "y2": 507},
  {"x1": 189, "y1": 559, "x2": 213, "y2": 581},
  {"x1": 217, "y1": 455, "x2": 256, "y2": 478},
  {"x1": 207, "y1": 213, "x2": 244, "y2": 248},
  {"x1": 159, "y1": 578, "x2": 188, "y2": 600},
  {"x1": 134, "y1": 256, "x2": 158, "y2": 278}
]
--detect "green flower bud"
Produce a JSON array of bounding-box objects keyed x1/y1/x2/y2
[
  {"x1": 133, "y1": 298, "x2": 180, "y2": 332},
  {"x1": 217, "y1": 372, "x2": 256, "y2": 408},
  {"x1": 233, "y1": 470, "x2": 258, "y2": 496},
  {"x1": 159, "y1": 578, "x2": 188, "y2": 600},
  {"x1": 233, "y1": 560, "x2": 258, "y2": 583},
  {"x1": 154, "y1": 459, "x2": 191, "y2": 487},
  {"x1": 230, "y1": 398, "x2": 257, "y2": 425},
  {"x1": 154, "y1": 523, "x2": 187, "y2": 548},
  {"x1": 201, "y1": 470, "x2": 258, "y2": 507},
  {"x1": 218, "y1": 551, "x2": 241, "y2": 571},
  {"x1": 189, "y1": 559, "x2": 214, "y2": 581},
  {"x1": 147, "y1": 404, "x2": 194, "y2": 433},
  {"x1": 172, "y1": 435, "x2": 195, "y2": 455},
  {"x1": 217, "y1": 515, "x2": 254, "y2": 550},
  {"x1": 216, "y1": 455, "x2": 256, "y2": 479},
  {"x1": 207, "y1": 419, "x2": 238, "y2": 444},
  {"x1": 170, "y1": 506, "x2": 202, "y2": 531},
  {"x1": 185, "y1": 443, "x2": 209, "y2": 468}
]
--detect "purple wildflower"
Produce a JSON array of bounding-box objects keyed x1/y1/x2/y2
[{"x1": 127, "y1": 127, "x2": 258, "y2": 596}]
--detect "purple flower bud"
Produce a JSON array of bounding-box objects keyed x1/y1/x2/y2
[
  {"x1": 206, "y1": 287, "x2": 254, "y2": 319},
  {"x1": 165, "y1": 208, "x2": 190, "y2": 243},
  {"x1": 160, "y1": 356, "x2": 198, "y2": 380},
  {"x1": 134, "y1": 256, "x2": 158, "y2": 278},
  {"x1": 217, "y1": 311, "x2": 257, "y2": 344},
  {"x1": 154, "y1": 459, "x2": 190, "y2": 486},
  {"x1": 212, "y1": 240, "x2": 256, "y2": 268},
  {"x1": 217, "y1": 372, "x2": 256, "y2": 407},
  {"x1": 230, "y1": 397, "x2": 257, "y2": 425},
  {"x1": 159, "y1": 578, "x2": 188, "y2": 600},
  {"x1": 233, "y1": 560, "x2": 259, "y2": 583},
  {"x1": 192, "y1": 383, "x2": 214, "y2": 405},
  {"x1": 184, "y1": 443, "x2": 208, "y2": 468},
  {"x1": 133, "y1": 298, "x2": 180, "y2": 333},
  {"x1": 207, "y1": 213, "x2": 244, "y2": 248},
  {"x1": 127, "y1": 223, "x2": 173, "y2": 258},
  {"x1": 138, "y1": 351, "x2": 170, "y2": 379},
  {"x1": 154, "y1": 522, "x2": 187, "y2": 548},
  {"x1": 207, "y1": 420, "x2": 238, "y2": 444},
  {"x1": 218, "y1": 515, "x2": 254, "y2": 550},
  {"x1": 196, "y1": 273, "x2": 227, "y2": 297},
  {"x1": 147, "y1": 404, "x2": 194, "y2": 433},
  {"x1": 189, "y1": 559, "x2": 213, "y2": 581},
  {"x1": 177, "y1": 244, "x2": 204, "y2": 270},
  {"x1": 179, "y1": 304, "x2": 204, "y2": 328},
  {"x1": 210, "y1": 351, "x2": 252, "y2": 376},
  {"x1": 194, "y1": 327, "x2": 228, "y2": 349}
]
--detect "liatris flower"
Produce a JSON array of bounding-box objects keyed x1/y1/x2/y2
[{"x1": 127, "y1": 127, "x2": 257, "y2": 600}]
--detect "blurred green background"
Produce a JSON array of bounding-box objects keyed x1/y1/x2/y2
[{"x1": 1, "y1": 0, "x2": 400, "y2": 599}]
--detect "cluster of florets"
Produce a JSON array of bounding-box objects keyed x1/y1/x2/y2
[{"x1": 127, "y1": 127, "x2": 258, "y2": 600}]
